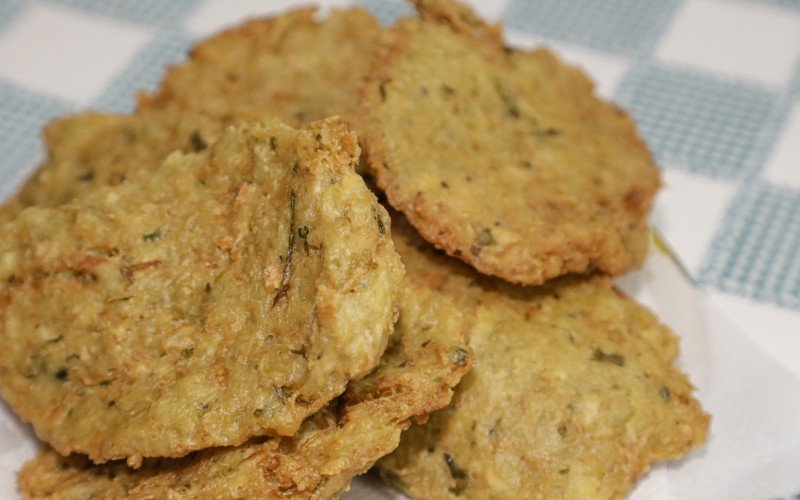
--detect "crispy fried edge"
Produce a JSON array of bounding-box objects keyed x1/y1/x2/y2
[{"x1": 357, "y1": 0, "x2": 659, "y2": 285}]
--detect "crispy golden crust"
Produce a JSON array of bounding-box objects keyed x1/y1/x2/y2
[
  {"x1": 358, "y1": 0, "x2": 660, "y2": 285},
  {"x1": 18, "y1": 283, "x2": 472, "y2": 499},
  {"x1": 0, "y1": 110, "x2": 227, "y2": 225},
  {"x1": 139, "y1": 7, "x2": 381, "y2": 125},
  {"x1": 0, "y1": 118, "x2": 404, "y2": 466},
  {"x1": 378, "y1": 215, "x2": 709, "y2": 499}
]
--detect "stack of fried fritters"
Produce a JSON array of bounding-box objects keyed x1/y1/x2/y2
[{"x1": 0, "y1": 1, "x2": 709, "y2": 498}]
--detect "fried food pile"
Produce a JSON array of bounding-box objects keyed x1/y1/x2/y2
[{"x1": 0, "y1": 0, "x2": 709, "y2": 498}]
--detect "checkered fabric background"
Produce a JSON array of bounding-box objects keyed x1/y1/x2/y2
[{"x1": 0, "y1": 1, "x2": 799, "y2": 497}]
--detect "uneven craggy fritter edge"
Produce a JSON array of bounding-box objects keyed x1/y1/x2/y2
[
  {"x1": 138, "y1": 7, "x2": 381, "y2": 126},
  {"x1": 410, "y1": 0, "x2": 503, "y2": 44},
  {"x1": 0, "y1": 110, "x2": 227, "y2": 225},
  {"x1": 0, "y1": 118, "x2": 404, "y2": 466},
  {"x1": 377, "y1": 214, "x2": 709, "y2": 499},
  {"x1": 358, "y1": 0, "x2": 660, "y2": 285},
  {"x1": 18, "y1": 283, "x2": 472, "y2": 499}
]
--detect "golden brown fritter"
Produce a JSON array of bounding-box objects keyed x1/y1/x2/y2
[
  {"x1": 377, "y1": 215, "x2": 709, "y2": 499},
  {"x1": 18, "y1": 283, "x2": 472, "y2": 499},
  {"x1": 0, "y1": 118, "x2": 404, "y2": 467},
  {"x1": 358, "y1": 0, "x2": 660, "y2": 285},
  {"x1": 0, "y1": 7, "x2": 381, "y2": 225},
  {"x1": 0, "y1": 110, "x2": 226, "y2": 225},
  {"x1": 139, "y1": 7, "x2": 381, "y2": 125}
]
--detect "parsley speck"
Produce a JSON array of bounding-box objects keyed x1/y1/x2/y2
[{"x1": 142, "y1": 229, "x2": 161, "y2": 242}]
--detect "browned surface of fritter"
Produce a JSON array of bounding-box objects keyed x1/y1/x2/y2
[
  {"x1": 377, "y1": 214, "x2": 709, "y2": 499},
  {"x1": 358, "y1": 0, "x2": 660, "y2": 285},
  {"x1": 18, "y1": 283, "x2": 471, "y2": 499},
  {"x1": 139, "y1": 7, "x2": 381, "y2": 125},
  {"x1": 0, "y1": 118, "x2": 403, "y2": 466}
]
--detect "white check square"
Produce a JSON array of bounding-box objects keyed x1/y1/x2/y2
[
  {"x1": 656, "y1": 0, "x2": 800, "y2": 88},
  {"x1": 0, "y1": 4, "x2": 150, "y2": 104},
  {"x1": 186, "y1": 0, "x2": 353, "y2": 36},
  {"x1": 464, "y1": 0, "x2": 508, "y2": 21},
  {"x1": 653, "y1": 167, "x2": 736, "y2": 275}
]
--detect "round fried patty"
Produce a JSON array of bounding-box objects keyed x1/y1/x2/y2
[
  {"x1": 359, "y1": 0, "x2": 660, "y2": 285},
  {"x1": 18, "y1": 282, "x2": 471, "y2": 499},
  {"x1": 140, "y1": 7, "x2": 381, "y2": 125},
  {"x1": 377, "y1": 214, "x2": 709, "y2": 499},
  {"x1": 0, "y1": 118, "x2": 403, "y2": 467}
]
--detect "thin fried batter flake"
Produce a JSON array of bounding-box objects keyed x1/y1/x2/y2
[
  {"x1": 0, "y1": 118, "x2": 404, "y2": 467},
  {"x1": 358, "y1": 0, "x2": 660, "y2": 285},
  {"x1": 378, "y1": 215, "x2": 709, "y2": 499},
  {"x1": 18, "y1": 283, "x2": 471, "y2": 499},
  {"x1": 139, "y1": 7, "x2": 381, "y2": 125},
  {"x1": 0, "y1": 110, "x2": 226, "y2": 225}
]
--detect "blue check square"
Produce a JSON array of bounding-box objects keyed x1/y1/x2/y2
[
  {"x1": 356, "y1": 0, "x2": 414, "y2": 26},
  {"x1": 0, "y1": 83, "x2": 74, "y2": 199},
  {"x1": 0, "y1": 0, "x2": 23, "y2": 32},
  {"x1": 615, "y1": 62, "x2": 782, "y2": 180},
  {"x1": 48, "y1": 0, "x2": 201, "y2": 29},
  {"x1": 700, "y1": 182, "x2": 800, "y2": 310},
  {"x1": 503, "y1": 0, "x2": 680, "y2": 55}
]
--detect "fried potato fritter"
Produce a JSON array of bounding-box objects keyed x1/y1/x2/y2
[
  {"x1": 0, "y1": 118, "x2": 404, "y2": 467},
  {"x1": 359, "y1": 0, "x2": 660, "y2": 285},
  {"x1": 18, "y1": 283, "x2": 472, "y2": 499},
  {"x1": 0, "y1": 110, "x2": 226, "y2": 225},
  {"x1": 0, "y1": 7, "x2": 381, "y2": 225},
  {"x1": 378, "y1": 215, "x2": 709, "y2": 499},
  {"x1": 140, "y1": 7, "x2": 381, "y2": 125}
]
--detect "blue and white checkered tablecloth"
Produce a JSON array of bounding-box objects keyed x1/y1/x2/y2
[{"x1": 0, "y1": 0, "x2": 799, "y2": 498}]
